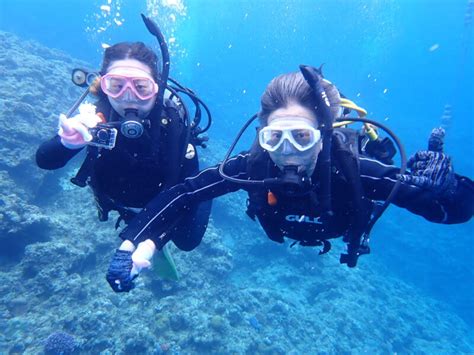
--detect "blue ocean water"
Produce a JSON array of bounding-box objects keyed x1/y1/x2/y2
[{"x1": 1, "y1": 0, "x2": 473, "y2": 353}]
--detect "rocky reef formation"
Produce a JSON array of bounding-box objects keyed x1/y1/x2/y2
[{"x1": 0, "y1": 31, "x2": 473, "y2": 354}]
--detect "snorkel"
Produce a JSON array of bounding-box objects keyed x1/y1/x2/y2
[
  {"x1": 111, "y1": 14, "x2": 170, "y2": 141},
  {"x1": 299, "y1": 65, "x2": 334, "y2": 220},
  {"x1": 299, "y1": 64, "x2": 407, "y2": 267},
  {"x1": 137, "y1": 14, "x2": 213, "y2": 152},
  {"x1": 141, "y1": 14, "x2": 169, "y2": 118}
]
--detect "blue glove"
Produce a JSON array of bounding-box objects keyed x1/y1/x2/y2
[
  {"x1": 398, "y1": 128, "x2": 457, "y2": 198},
  {"x1": 106, "y1": 250, "x2": 137, "y2": 293}
]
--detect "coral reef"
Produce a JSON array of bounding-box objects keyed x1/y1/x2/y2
[
  {"x1": 0, "y1": 31, "x2": 473, "y2": 354},
  {"x1": 43, "y1": 331, "x2": 76, "y2": 355}
]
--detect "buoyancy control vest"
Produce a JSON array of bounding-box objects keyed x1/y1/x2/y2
[{"x1": 71, "y1": 97, "x2": 193, "y2": 223}]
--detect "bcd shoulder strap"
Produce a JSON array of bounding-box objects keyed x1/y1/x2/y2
[{"x1": 159, "y1": 98, "x2": 190, "y2": 187}]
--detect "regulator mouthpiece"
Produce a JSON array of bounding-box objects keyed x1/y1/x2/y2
[{"x1": 121, "y1": 108, "x2": 144, "y2": 138}]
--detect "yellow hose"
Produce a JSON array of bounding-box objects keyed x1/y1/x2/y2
[
  {"x1": 336, "y1": 98, "x2": 378, "y2": 140},
  {"x1": 340, "y1": 98, "x2": 368, "y2": 117}
]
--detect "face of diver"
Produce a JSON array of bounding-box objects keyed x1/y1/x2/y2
[
  {"x1": 105, "y1": 59, "x2": 158, "y2": 119},
  {"x1": 266, "y1": 102, "x2": 322, "y2": 176}
]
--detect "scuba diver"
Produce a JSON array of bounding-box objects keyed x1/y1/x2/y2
[
  {"x1": 36, "y1": 15, "x2": 212, "y2": 275},
  {"x1": 105, "y1": 65, "x2": 473, "y2": 293}
]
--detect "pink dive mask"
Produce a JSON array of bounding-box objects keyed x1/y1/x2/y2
[{"x1": 100, "y1": 73, "x2": 159, "y2": 101}]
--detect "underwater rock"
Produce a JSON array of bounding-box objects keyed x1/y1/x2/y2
[
  {"x1": 211, "y1": 255, "x2": 234, "y2": 277},
  {"x1": 7, "y1": 297, "x2": 29, "y2": 317},
  {"x1": 0, "y1": 170, "x2": 52, "y2": 263},
  {"x1": 270, "y1": 300, "x2": 289, "y2": 314},
  {"x1": 189, "y1": 332, "x2": 222, "y2": 350},
  {"x1": 246, "y1": 339, "x2": 286, "y2": 355},
  {"x1": 22, "y1": 242, "x2": 82, "y2": 275},
  {"x1": 169, "y1": 313, "x2": 191, "y2": 331},
  {"x1": 227, "y1": 307, "x2": 243, "y2": 326},
  {"x1": 0, "y1": 32, "x2": 91, "y2": 269},
  {"x1": 0, "y1": 32, "x2": 86, "y2": 173},
  {"x1": 209, "y1": 315, "x2": 229, "y2": 333},
  {"x1": 124, "y1": 338, "x2": 149, "y2": 354}
]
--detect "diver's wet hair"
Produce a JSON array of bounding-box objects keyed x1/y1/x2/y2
[
  {"x1": 100, "y1": 42, "x2": 160, "y2": 81},
  {"x1": 259, "y1": 71, "x2": 342, "y2": 126},
  {"x1": 258, "y1": 72, "x2": 317, "y2": 125},
  {"x1": 93, "y1": 42, "x2": 160, "y2": 112}
]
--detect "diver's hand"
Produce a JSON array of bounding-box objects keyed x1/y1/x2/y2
[
  {"x1": 397, "y1": 128, "x2": 457, "y2": 198},
  {"x1": 106, "y1": 249, "x2": 137, "y2": 293},
  {"x1": 131, "y1": 239, "x2": 156, "y2": 276},
  {"x1": 57, "y1": 112, "x2": 102, "y2": 149}
]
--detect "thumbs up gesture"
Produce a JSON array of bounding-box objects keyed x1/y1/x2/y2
[{"x1": 398, "y1": 128, "x2": 457, "y2": 198}]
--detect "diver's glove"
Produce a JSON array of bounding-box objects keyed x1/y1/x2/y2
[
  {"x1": 58, "y1": 103, "x2": 102, "y2": 149},
  {"x1": 397, "y1": 128, "x2": 457, "y2": 198},
  {"x1": 106, "y1": 249, "x2": 137, "y2": 293}
]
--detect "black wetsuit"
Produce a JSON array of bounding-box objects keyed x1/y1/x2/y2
[
  {"x1": 118, "y1": 152, "x2": 473, "y2": 250},
  {"x1": 36, "y1": 111, "x2": 211, "y2": 251}
]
